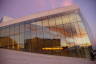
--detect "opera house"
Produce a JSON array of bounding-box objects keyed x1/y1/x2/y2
[{"x1": 0, "y1": 5, "x2": 93, "y2": 58}]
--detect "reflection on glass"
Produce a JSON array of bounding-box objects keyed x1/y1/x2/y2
[{"x1": 0, "y1": 12, "x2": 92, "y2": 58}]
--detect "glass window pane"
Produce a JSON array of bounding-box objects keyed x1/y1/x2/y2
[
  {"x1": 20, "y1": 23, "x2": 24, "y2": 33},
  {"x1": 78, "y1": 22, "x2": 87, "y2": 34}
]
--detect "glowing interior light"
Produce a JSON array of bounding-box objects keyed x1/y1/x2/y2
[{"x1": 42, "y1": 47, "x2": 63, "y2": 50}]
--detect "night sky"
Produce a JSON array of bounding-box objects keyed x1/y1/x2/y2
[{"x1": 0, "y1": 0, "x2": 96, "y2": 39}]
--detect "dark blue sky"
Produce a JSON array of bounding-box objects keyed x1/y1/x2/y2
[{"x1": 0, "y1": 0, "x2": 96, "y2": 38}]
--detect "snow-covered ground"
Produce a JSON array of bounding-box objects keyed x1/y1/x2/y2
[{"x1": 0, "y1": 49, "x2": 96, "y2": 64}]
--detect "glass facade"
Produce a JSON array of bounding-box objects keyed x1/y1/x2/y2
[{"x1": 0, "y1": 10, "x2": 91, "y2": 58}]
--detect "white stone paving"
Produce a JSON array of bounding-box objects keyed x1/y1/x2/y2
[{"x1": 0, "y1": 49, "x2": 96, "y2": 64}]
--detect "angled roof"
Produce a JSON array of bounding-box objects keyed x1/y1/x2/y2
[
  {"x1": 0, "y1": 5, "x2": 79, "y2": 27},
  {"x1": 0, "y1": 16, "x2": 14, "y2": 23}
]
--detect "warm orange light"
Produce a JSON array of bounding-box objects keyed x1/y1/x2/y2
[{"x1": 42, "y1": 47, "x2": 63, "y2": 50}]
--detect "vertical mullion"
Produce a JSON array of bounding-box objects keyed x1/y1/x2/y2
[
  {"x1": 18, "y1": 24, "x2": 20, "y2": 50},
  {"x1": 13, "y1": 25, "x2": 15, "y2": 49},
  {"x1": 23, "y1": 22, "x2": 25, "y2": 51},
  {"x1": 29, "y1": 23, "x2": 31, "y2": 52},
  {"x1": 30, "y1": 23, "x2": 32, "y2": 52},
  {"x1": 41, "y1": 18, "x2": 45, "y2": 54},
  {"x1": 35, "y1": 21, "x2": 38, "y2": 53},
  {"x1": 8, "y1": 26, "x2": 10, "y2": 49},
  {"x1": 47, "y1": 16, "x2": 53, "y2": 55},
  {"x1": 55, "y1": 15, "x2": 61, "y2": 56}
]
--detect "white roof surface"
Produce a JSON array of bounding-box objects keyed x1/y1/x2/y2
[
  {"x1": 0, "y1": 16, "x2": 14, "y2": 22},
  {"x1": 0, "y1": 5, "x2": 79, "y2": 27}
]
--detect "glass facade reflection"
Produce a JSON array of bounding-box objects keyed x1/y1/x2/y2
[{"x1": 0, "y1": 7, "x2": 92, "y2": 58}]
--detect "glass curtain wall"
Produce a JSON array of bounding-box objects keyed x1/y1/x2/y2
[{"x1": 0, "y1": 11, "x2": 91, "y2": 58}]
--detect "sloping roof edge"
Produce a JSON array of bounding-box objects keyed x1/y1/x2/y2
[
  {"x1": 0, "y1": 16, "x2": 14, "y2": 22},
  {"x1": 0, "y1": 5, "x2": 79, "y2": 27}
]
